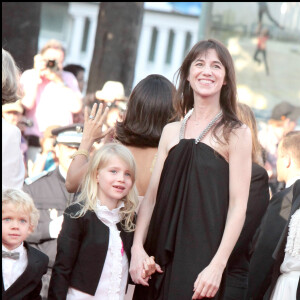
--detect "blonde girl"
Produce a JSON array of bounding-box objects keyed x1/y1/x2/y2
[{"x1": 48, "y1": 143, "x2": 138, "y2": 300}]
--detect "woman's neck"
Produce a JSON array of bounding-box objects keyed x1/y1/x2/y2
[
  {"x1": 192, "y1": 100, "x2": 221, "y2": 121},
  {"x1": 192, "y1": 93, "x2": 221, "y2": 119}
]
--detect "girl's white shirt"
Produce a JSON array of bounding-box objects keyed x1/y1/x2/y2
[{"x1": 66, "y1": 200, "x2": 128, "y2": 300}]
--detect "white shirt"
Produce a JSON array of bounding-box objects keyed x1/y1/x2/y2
[
  {"x1": 285, "y1": 176, "x2": 300, "y2": 189},
  {"x1": 271, "y1": 209, "x2": 300, "y2": 300},
  {"x1": 2, "y1": 243, "x2": 28, "y2": 290},
  {"x1": 2, "y1": 118, "x2": 25, "y2": 190},
  {"x1": 67, "y1": 201, "x2": 128, "y2": 300}
]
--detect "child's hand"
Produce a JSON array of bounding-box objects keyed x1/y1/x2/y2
[{"x1": 141, "y1": 256, "x2": 163, "y2": 279}]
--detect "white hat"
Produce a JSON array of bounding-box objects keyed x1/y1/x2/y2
[
  {"x1": 52, "y1": 124, "x2": 83, "y2": 147},
  {"x1": 95, "y1": 81, "x2": 126, "y2": 101}
]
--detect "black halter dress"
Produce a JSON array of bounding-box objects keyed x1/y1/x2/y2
[{"x1": 133, "y1": 112, "x2": 229, "y2": 300}]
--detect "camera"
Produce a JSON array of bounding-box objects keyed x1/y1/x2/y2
[
  {"x1": 18, "y1": 118, "x2": 34, "y2": 128},
  {"x1": 46, "y1": 59, "x2": 58, "y2": 70}
]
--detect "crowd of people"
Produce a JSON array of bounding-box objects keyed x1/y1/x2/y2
[{"x1": 2, "y1": 37, "x2": 300, "y2": 300}]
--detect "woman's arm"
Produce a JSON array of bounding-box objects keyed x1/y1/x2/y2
[
  {"x1": 65, "y1": 103, "x2": 113, "y2": 192},
  {"x1": 192, "y1": 125, "x2": 252, "y2": 299},
  {"x1": 129, "y1": 124, "x2": 173, "y2": 285}
]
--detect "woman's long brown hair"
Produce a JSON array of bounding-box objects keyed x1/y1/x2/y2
[{"x1": 174, "y1": 39, "x2": 242, "y2": 144}]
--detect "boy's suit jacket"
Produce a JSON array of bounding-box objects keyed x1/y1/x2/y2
[
  {"x1": 48, "y1": 202, "x2": 135, "y2": 300},
  {"x1": 247, "y1": 183, "x2": 294, "y2": 299},
  {"x1": 2, "y1": 241, "x2": 49, "y2": 300},
  {"x1": 266, "y1": 179, "x2": 300, "y2": 299}
]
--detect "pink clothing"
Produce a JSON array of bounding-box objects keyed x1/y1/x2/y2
[
  {"x1": 20, "y1": 70, "x2": 82, "y2": 137},
  {"x1": 257, "y1": 35, "x2": 268, "y2": 50}
]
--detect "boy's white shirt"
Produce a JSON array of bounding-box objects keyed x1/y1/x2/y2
[
  {"x1": 2, "y1": 242, "x2": 28, "y2": 290},
  {"x1": 285, "y1": 176, "x2": 300, "y2": 188}
]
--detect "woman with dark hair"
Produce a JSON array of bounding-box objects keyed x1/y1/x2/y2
[
  {"x1": 115, "y1": 74, "x2": 176, "y2": 195},
  {"x1": 65, "y1": 74, "x2": 176, "y2": 197},
  {"x1": 130, "y1": 39, "x2": 252, "y2": 300}
]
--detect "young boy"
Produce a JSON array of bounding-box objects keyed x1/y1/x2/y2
[{"x1": 2, "y1": 188, "x2": 49, "y2": 300}]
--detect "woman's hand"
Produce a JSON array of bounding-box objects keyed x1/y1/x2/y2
[
  {"x1": 142, "y1": 256, "x2": 163, "y2": 279},
  {"x1": 192, "y1": 262, "x2": 225, "y2": 299},
  {"x1": 130, "y1": 246, "x2": 161, "y2": 286},
  {"x1": 82, "y1": 103, "x2": 114, "y2": 147}
]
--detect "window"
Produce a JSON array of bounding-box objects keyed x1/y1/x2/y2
[
  {"x1": 40, "y1": 2, "x2": 71, "y2": 41},
  {"x1": 81, "y1": 17, "x2": 90, "y2": 52},
  {"x1": 165, "y1": 29, "x2": 175, "y2": 64},
  {"x1": 148, "y1": 27, "x2": 158, "y2": 62},
  {"x1": 183, "y1": 32, "x2": 192, "y2": 59}
]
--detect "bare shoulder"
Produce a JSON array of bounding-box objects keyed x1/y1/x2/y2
[
  {"x1": 161, "y1": 121, "x2": 182, "y2": 152},
  {"x1": 231, "y1": 123, "x2": 251, "y2": 138},
  {"x1": 163, "y1": 120, "x2": 181, "y2": 132},
  {"x1": 229, "y1": 123, "x2": 252, "y2": 149}
]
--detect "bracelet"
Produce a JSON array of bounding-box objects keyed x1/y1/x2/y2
[{"x1": 71, "y1": 149, "x2": 89, "y2": 160}]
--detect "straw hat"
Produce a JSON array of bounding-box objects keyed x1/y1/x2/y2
[{"x1": 95, "y1": 81, "x2": 126, "y2": 101}]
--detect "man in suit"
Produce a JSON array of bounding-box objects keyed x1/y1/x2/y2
[
  {"x1": 23, "y1": 124, "x2": 83, "y2": 299},
  {"x1": 247, "y1": 131, "x2": 300, "y2": 299}
]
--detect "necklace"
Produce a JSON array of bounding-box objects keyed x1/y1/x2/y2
[{"x1": 179, "y1": 108, "x2": 223, "y2": 144}]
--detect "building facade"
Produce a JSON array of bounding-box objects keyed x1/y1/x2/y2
[{"x1": 38, "y1": 2, "x2": 300, "y2": 109}]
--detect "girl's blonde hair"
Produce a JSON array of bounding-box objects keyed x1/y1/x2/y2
[
  {"x1": 2, "y1": 188, "x2": 40, "y2": 230},
  {"x1": 73, "y1": 143, "x2": 138, "y2": 232},
  {"x1": 237, "y1": 103, "x2": 264, "y2": 165}
]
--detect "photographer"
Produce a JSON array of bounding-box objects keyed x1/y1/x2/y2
[{"x1": 20, "y1": 39, "x2": 82, "y2": 166}]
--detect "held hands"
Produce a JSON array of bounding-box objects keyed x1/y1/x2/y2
[
  {"x1": 192, "y1": 262, "x2": 225, "y2": 299},
  {"x1": 142, "y1": 256, "x2": 163, "y2": 280},
  {"x1": 130, "y1": 246, "x2": 163, "y2": 286}
]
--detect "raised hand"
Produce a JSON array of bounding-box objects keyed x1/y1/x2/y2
[{"x1": 82, "y1": 103, "x2": 114, "y2": 146}]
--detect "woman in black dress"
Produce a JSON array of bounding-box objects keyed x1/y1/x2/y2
[{"x1": 130, "y1": 39, "x2": 252, "y2": 299}]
